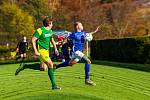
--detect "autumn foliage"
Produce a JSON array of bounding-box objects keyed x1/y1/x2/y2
[{"x1": 0, "y1": 0, "x2": 150, "y2": 44}]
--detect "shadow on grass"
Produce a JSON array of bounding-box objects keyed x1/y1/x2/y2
[
  {"x1": 15, "y1": 63, "x2": 42, "y2": 75},
  {"x1": 23, "y1": 63, "x2": 41, "y2": 70},
  {"x1": 93, "y1": 60, "x2": 150, "y2": 72},
  {"x1": 14, "y1": 93, "x2": 103, "y2": 100}
]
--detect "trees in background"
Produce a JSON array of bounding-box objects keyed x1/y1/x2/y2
[
  {"x1": 18, "y1": 0, "x2": 55, "y2": 28},
  {"x1": 52, "y1": 0, "x2": 141, "y2": 39},
  {"x1": 0, "y1": 0, "x2": 150, "y2": 45},
  {"x1": 0, "y1": 1, "x2": 34, "y2": 44},
  {"x1": 56, "y1": 0, "x2": 150, "y2": 39}
]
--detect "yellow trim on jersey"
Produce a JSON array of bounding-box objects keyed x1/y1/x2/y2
[{"x1": 37, "y1": 28, "x2": 42, "y2": 35}]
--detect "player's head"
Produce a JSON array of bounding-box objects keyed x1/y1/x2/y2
[
  {"x1": 23, "y1": 36, "x2": 26, "y2": 42},
  {"x1": 74, "y1": 22, "x2": 83, "y2": 32},
  {"x1": 23, "y1": 36, "x2": 26, "y2": 40},
  {"x1": 43, "y1": 17, "x2": 53, "y2": 29}
]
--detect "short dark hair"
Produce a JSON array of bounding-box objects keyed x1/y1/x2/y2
[
  {"x1": 43, "y1": 17, "x2": 53, "y2": 27},
  {"x1": 74, "y1": 22, "x2": 81, "y2": 28}
]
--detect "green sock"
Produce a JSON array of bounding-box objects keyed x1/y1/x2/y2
[{"x1": 48, "y1": 67, "x2": 56, "y2": 87}]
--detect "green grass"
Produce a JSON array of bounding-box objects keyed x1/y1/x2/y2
[{"x1": 0, "y1": 61, "x2": 150, "y2": 100}]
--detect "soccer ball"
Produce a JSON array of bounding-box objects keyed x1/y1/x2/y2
[{"x1": 85, "y1": 33, "x2": 93, "y2": 41}]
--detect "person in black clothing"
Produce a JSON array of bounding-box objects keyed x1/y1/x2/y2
[
  {"x1": 16, "y1": 36, "x2": 29, "y2": 61},
  {"x1": 61, "y1": 38, "x2": 73, "y2": 62}
]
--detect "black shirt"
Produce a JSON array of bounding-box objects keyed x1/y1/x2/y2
[{"x1": 17, "y1": 41, "x2": 28, "y2": 53}]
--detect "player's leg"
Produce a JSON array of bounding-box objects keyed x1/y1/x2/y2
[
  {"x1": 82, "y1": 55, "x2": 91, "y2": 80},
  {"x1": 23, "y1": 53, "x2": 26, "y2": 61},
  {"x1": 19, "y1": 54, "x2": 24, "y2": 66},
  {"x1": 70, "y1": 51, "x2": 96, "y2": 85},
  {"x1": 15, "y1": 52, "x2": 40, "y2": 75},
  {"x1": 55, "y1": 50, "x2": 82, "y2": 69},
  {"x1": 55, "y1": 60, "x2": 69, "y2": 69},
  {"x1": 55, "y1": 55, "x2": 77, "y2": 69},
  {"x1": 15, "y1": 62, "x2": 25, "y2": 75},
  {"x1": 44, "y1": 60, "x2": 61, "y2": 90},
  {"x1": 40, "y1": 62, "x2": 47, "y2": 71},
  {"x1": 15, "y1": 53, "x2": 21, "y2": 61},
  {"x1": 20, "y1": 53, "x2": 26, "y2": 64},
  {"x1": 82, "y1": 55, "x2": 96, "y2": 86},
  {"x1": 39, "y1": 49, "x2": 61, "y2": 90},
  {"x1": 15, "y1": 63, "x2": 42, "y2": 75}
]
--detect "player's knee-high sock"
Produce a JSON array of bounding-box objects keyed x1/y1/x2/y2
[
  {"x1": 85, "y1": 63, "x2": 90, "y2": 80},
  {"x1": 56, "y1": 61, "x2": 69, "y2": 69},
  {"x1": 48, "y1": 67, "x2": 56, "y2": 87}
]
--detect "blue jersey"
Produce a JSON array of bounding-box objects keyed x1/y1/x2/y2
[{"x1": 69, "y1": 31, "x2": 86, "y2": 52}]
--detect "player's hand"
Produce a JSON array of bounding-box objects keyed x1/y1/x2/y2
[
  {"x1": 34, "y1": 52, "x2": 40, "y2": 56},
  {"x1": 94, "y1": 26, "x2": 100, "y2": 33},
  {"x1": 55, "y1": 49, "x2": 59, "y2": 56},
  {"x1": 90, "y1": 26, "x2": 100, "y2": 35}
]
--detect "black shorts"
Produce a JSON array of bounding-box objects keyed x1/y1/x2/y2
[{"x1": 19, "y1": 50, "x2": 26, "y2": 54}]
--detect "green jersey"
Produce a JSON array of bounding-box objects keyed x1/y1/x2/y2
[{"x1": 33, "y1": 27, "x2": 54, "y2": 50}]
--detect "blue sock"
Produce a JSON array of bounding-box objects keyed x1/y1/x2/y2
[
  {"x1": 57, "y1": 61, "x2": 69, "y2": 69},
  {"x1": 85, "y1": 63, "x2": 90, "y2": 80}
]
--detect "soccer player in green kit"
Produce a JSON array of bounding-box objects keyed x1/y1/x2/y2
[
  {"x1": 16, "y1": 17, "x2": 61, "y2": 90},
  {"x1": 32, "y1": 17, "x2": 61, "y2": 90}
]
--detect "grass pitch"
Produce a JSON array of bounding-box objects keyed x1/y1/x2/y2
[{"x1": 0, "y1": 61, "x2": 150, "y2": 100}]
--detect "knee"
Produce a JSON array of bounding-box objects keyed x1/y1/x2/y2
[
  {"x1": 87, "y1": 60, "x2": 91, "y2": 64},
  {"x1": 21, "y1": 54, "x2": 23, "y2": 58},
  {"x1": 69, "y1": 62, "x2": 75, "y2": 66},
  {"x1": 68, "y1": 60, "x2": 77, "y2": 66},
  {"x1": 24, "y1": 54, "x2": 26, "y2": 57},
  {"x1": 45, "y1": 62, "x2": 53, "y2": 68},
  {"x1": 68, "y1": 62, "x2": 73, "y2": 66},
  {"x1": 40, "y1": 63, "x2": 47, "y2": 71},
  {"x1": 87, "y1": 62, "x2": 91, "y2": 64},
  {"x1": 40, "y1": 67, "x2": 47, "y2": 71}
]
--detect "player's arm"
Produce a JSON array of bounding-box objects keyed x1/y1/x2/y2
[
  {"x1": 16, "y1": 42, "x2": 20, "y2": 52},
  {"x1": 68, "y1": 32, "x2": 74, "y2": 48},
  {"x1": 32, "y1": 36, "x2": 40, "y2": 56},
  {"x1": 15, "y1": 48, "x2": 19, "y2": 52},
  {"x1": 27, "y1": 42, "x2": 29, "y2": 50},
  {"x1": 32, "y1": 29, "x2": 41, "y2": 56},
  {"x1": 68, "y1": 32, "x2": 75, "y2": 39},
  {"x1": 89, "y1": 26, "x2": 100, "y2": 35},
  {"x1": 50, "y1": 38, "x2": 59, "y2": 55}
]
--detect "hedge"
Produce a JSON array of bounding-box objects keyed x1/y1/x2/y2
[{"x1": 91, "y1": 36, "x2": 150, "y2": 64}]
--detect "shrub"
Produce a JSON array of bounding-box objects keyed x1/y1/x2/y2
[{"x1": 91, "y1": 36, "x2": 150, "y2": 64}]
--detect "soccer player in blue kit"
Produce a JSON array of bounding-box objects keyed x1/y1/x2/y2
[{"x1": 55, "y1": 22, "x2": 99, "y2": 85}]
